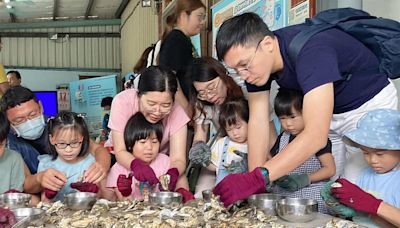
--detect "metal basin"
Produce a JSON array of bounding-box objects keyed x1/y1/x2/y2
[
  {"x1": 276, "y1": 198, "x2": 318, "y2": 223},
  {"x1": 149, "y1": 192, "x2": 182, "y2": 207},
  {"x1": 64, "y1": 192, "x2": 97, "y2": 210},
  {"x1": 247, "y1": 193, "x2": 284, "y2": 215},
  {"x1": 0, "y1": 193, "x2": 31, "y2": 209},
  {"x1": 11, "y1": 207, "x2": 44, "y2": 227}
]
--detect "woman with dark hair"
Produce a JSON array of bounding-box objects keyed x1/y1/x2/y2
[
  {"x1": 187, "y1": 57, "x2": 278, "y2": 197},
  {"x1": 109, "y1": 66, "x2": 192, "y2": 200},
  {"x1": 159, "y1": 0, "x2": 206, "y2": 115}
]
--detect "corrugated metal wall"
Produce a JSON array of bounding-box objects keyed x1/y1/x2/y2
[
  {"x1": 0, "y1": 25, "x2": 120, "y2": 71},
  {"x1": 120, "y1": 0, "x2": 158, "y2": 75}
]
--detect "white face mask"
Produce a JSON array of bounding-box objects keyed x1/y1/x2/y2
[{"x1": 12, "y1": 115, "x2": 46, "y2": 140}]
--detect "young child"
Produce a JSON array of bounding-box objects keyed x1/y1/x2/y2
[
  {"x1": 328, "y1": 109, "x2": 400, "y2": 228},
  {"x1": 106, "y1": 112, "x2": 170, "y2": 201},
  {"x1": 38, "y1": 111, "x2": 96, "y2": 202},
  {"x1": 204, "y1": 98, "x2": 249, "y2": 185},
  {"x1": 271, "y1": 88, "x2": 336, "y2": 213},
  {"x1": 0, "y1": 111, "x2": 25, "y2": 194}
]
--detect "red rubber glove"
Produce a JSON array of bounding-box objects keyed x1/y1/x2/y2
[
  {"x1": 117, "y1": 174, "x2": 133, "y2": 197},
  {"x1": 130, "y1": 159, "x2": 159, "y2": 186},
  {"x1": 44, "y1": 188, "x2": 58, "y2": 199},
  {"x1": 176, "y1": 188, "x2": 195, "y2": 204},
  {"x1": 4, "y1": 189, "x2": 21, "y2": 194},
  {"x1": 0, "y1": 208, "x2": 16, "y2": 228},
  {"x1": 166, "y1": 168, "x2": 179, "y2": 191},
  {"x1": 331, "y1": 178, "x2": 383, "y2": 215},
  {"x1": 213, "y1": 168, "x2": 267, "y2": 207},
  {"x1": 70, "y1": 182, "x2": 99, "y2": 193}
]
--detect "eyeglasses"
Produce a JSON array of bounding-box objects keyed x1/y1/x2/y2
[
  {"x1": 197, "y1": 78, "x2": 220, "y2": 100},
  {"x1": 235, "y1": 39, "x2": 262, "y2": 76},
  {"x1": 197, "y1": 14, "x2": 206, "y2": 22},
  {"x1": 54, "y1": 141, "x2": 82, "y2": 149}
]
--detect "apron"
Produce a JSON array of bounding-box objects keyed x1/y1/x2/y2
[
  {"x1": 274, "y1": 131, "x2": 329, "y2": 213},
  {"x1": 215, "y1": 137, "x2": 231, "y2": 184}
]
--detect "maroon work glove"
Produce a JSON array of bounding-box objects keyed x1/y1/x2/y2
[
  {"x1": 0, "y1": 208, "x2": 16, "y2": 228},
  {"x1": 331, "y1": 178, "x2": 383, "y2": 215},
  {"x1": 213, "y1": 168, "x2": 267, "y2": 207},
  {"x1": 130, "y1": 159, "x2": 159, "y2": 186},
  {"x1": 44, "y1": 188, "x2": 58, "y2": 199},
  {"x1": 117, "y1": 174, "x2": 133, "y2": 197},
  {"x1": 166, "y1": 168, "x2": 179, "y2": 191},
  {"x1": 176, "y1": 188, "x2": 195, "y2": 204},
  {"x1": 4, "y1": 189, "x2": 21, "y2": 194},
  {"x1": 70, "y1": 182, "x2": 99, "y2": 193}
]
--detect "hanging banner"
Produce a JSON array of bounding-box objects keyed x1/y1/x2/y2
[
  {"x1": 288, "y1": 0, "x2": 309, "y2": 25},
  {"x1": 212, "y1": 0, "x2": 288, "y2": 57},
  {"x1": 69, "y1": 75, "x2": 117, "y2": 135}
]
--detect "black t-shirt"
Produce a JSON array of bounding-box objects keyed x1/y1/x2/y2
[
  {"x1": 270, "y1": 132, "x2": 332, "y2": 157},
  {"x1": 159, "y1": 29, "x2": 197, "y2": 99}
]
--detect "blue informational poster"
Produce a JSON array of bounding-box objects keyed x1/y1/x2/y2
[
  {"x1": 69, "y1": 75, "x2": 117, "y2": 135},
  {"x1": 211, "y1": 0, "x2": 288, "y2": 57},
  {"x1": 191, "y1": 34, "x2": 201, "y2": 57}
]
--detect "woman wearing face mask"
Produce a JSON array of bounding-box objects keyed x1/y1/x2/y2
[
  {"x1": 109, "y1": 66, "x2": 193, "y2": 201},
  {"x1": 187, "y1": 57, "x2": 278, "y2": 197},
  {"x1": 159, "y1": 0, "x2": 206, "y2": 116}
]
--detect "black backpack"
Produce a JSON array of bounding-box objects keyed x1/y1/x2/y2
[{"x1": 288, "y1": 7, "x2": 400, "y2": 79}]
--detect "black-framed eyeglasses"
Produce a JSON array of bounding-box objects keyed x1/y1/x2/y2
[
  {"x1": 235, "y1": 39, "x2": 263, "y2": 76},
  {"x1": 197, "y1": 77, "x2": 220, "y2": 100},
  {"x1": 54, "y1": 141, "x2": 82, "y2": 149}
]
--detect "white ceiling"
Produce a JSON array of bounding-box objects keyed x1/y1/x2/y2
[{"x1": 0, "y1": 0, "x2": 128, "y2": 23}]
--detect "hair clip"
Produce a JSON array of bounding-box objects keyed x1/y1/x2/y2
[
  {"x1": 77, "y1": 113, "x2": 86, "y2": 119},
  {"x1": 46, "y1": 116, "x2": 55, "y2": 123}
]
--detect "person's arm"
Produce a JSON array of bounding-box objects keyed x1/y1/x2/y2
[
  {"x1": 309, "y1": 153, "x2": 336, "y2": 183},
  {"x1": 113, "y1": 130, "x2": 134, "y2": 169},
  {"x1": 206, "y1": 163, "x2": 217, "y2": 172},
  {"x1": 193, "y1": 123, "x2": 209, "y2": 144},
  {"x1": 247, "y1": 91, "x2": 270, "y2": 170},
  {"x1": 264, "y1": 83, "x2": 334, "y2": 181},
  {"x1": 169, "y1": 125, "x2": 188, "y2": 177},
  {"x1": 85, "y1": 139, "x2": 110, "y2": 183},
  {"x1": 175, "y1": 84, "x2": 191, "y2": 118},
  {"x1": 23, "y1": 164, "x2": 66, "y2": 193},
  {"x1": 376, "y1": 202, "x2": 400, "y2": 227}
]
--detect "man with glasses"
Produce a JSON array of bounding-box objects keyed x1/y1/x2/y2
[
  {"x1": 0, "y1": 86, "x2": 110, "y2": 196},
  {"x1": 211, "y1": 12, "x2": 398, "y2": 207}
]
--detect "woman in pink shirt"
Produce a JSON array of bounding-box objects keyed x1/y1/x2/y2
[{"x1": 109, "y1": 66, "x2": 192, "y2": 198}]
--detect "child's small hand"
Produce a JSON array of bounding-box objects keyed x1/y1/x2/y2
[
  {"x1": 84, "y1": 162, "x2": 106, "y2": 183},
  {"x1": 70, "y1": 182, "x2": 99, "y2": 193},
  {"x1": 44, "y1": 188, "x2": 58, "y2": 199},
  {"x1": 130, "y1": 159, "x2": 159, "y2": 186},
  {"x1": 331, "y1": 178, "x2": 383, "y2": 215},
  {"x1": 275, "y1": 173, "x2": 310, "y2": 191},
  {"x1": 188, "y1": 141, "x2": 211, "y2": 167},
  {"x1": 39, "y1": 168, "x2": 67, "y2": 191},
  {"x1": 117, "y1": 174, "x2": 133, "y2": 197}
]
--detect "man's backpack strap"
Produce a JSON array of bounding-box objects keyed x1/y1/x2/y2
[{"x1": 288, "y1": 23, "x2": 335, "y2": 66}]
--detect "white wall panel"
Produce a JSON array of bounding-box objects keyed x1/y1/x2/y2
[
  {"x1": 0, "y1": 25, "x2": 120, "y2": 71},
  {"x1": 120, "y1": 0, "x2": 158, "y2": 76}
]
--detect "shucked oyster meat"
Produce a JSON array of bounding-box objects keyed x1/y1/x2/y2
[{"x1": 159, "y1": 174, "x2": 171, "y2": 191}]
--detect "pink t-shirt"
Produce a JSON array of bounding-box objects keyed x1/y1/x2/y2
[
  {"x1": 108, "y1": 89, "x2": 189, "y2": 155},
  {"x1": 106, "y1": 153, "x2": 170, "y2": 200}
]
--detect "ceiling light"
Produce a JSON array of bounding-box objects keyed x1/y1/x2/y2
[
  {"x1": 4, "y1": 0, "x2": 10, "y2": 3},
  {"x1": 6, "y1": 5, "x2": 12, "y2": 9}
]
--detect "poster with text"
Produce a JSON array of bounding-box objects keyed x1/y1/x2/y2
[
  {"x1": 69, "y1": 75, "x2": 117, "y2": 135},
  {"x1": 212, "y1": 0, "x2": 288, "y2": 57}
]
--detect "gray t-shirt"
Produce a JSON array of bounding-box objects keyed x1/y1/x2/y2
[{"x1": 0, "y1": 148, "x2": 25, "y2": 193}]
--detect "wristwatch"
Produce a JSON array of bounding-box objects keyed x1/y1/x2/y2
[{"x1": 259, "y1": 167, "x2": 272, "y2": 192}]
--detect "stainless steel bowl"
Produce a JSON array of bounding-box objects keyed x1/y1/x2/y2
[
  {"x1": 64, "y1": 192, "x2": 97, "y2": 210},
  {"x1": 276, "y1": 198, "x2": 318, "y2": 223},
  {"x1": 0, "y1": 193, "x2": 31, "y2": 209},
  {"x1": 149, "y1": 192, "x2": 182, "y2": 207},
  {"x1": 11, "y1": 207, "x2": 44, "y2": 227},
  {"x1": 247, "y1": 193, "x2": 284, "y2": 215}
]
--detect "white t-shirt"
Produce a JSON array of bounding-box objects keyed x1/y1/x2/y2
[{"x1": 211, "y1": 136, "x2": 247, "y2": 175}]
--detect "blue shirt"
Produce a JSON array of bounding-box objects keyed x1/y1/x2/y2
[
  {"x1": 246, "y1": 24, "x2": 389, "y2": 114},
  {"x1": 37, "y1": 154, "x2": 95, "y2": 201}
]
